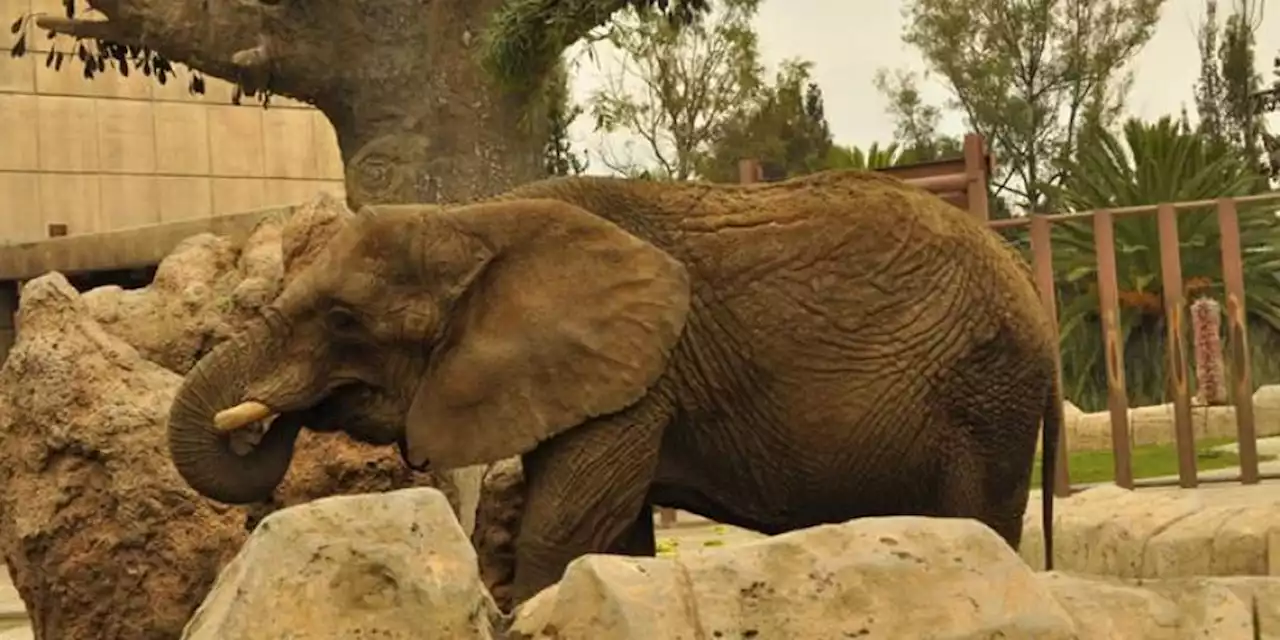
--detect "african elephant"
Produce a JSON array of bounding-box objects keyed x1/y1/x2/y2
[{"x1": 167, "y1": 170, "x2": 1061, "y2": 607}]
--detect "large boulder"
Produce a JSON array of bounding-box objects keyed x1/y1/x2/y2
[
  {"x1": 510, "y1": 516, "x2": 1267, "y2": 639},
  {"x1": 0, "y1": 274, "x2": 248, "y2": 640},
  {"x1": 0, "y1": 193, "x2": 481, "y2": 639},
  {"x1": 182, "y1": 488, "x2": 502, "y2": 639},
  {"x1": 1020, "y1": 485, "x2": 1280, "y2": 578},
  {"x1": 512, "y1": 516, "x2": 1080, "y2": 638},
  {"x1": 176, "y1": 496, "x2": 1280, "y2": 639}
]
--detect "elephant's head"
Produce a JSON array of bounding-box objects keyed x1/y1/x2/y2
[{"x1": 167, "y1": 198, "x2": 692, "y2": 505}]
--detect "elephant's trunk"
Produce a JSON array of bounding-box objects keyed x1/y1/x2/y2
[{"x1": 167, "y1": 321, "x2": 303, "y2": 505}]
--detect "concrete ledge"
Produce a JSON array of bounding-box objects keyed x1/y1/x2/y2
[
  {"x1": 0, "y1": 205, "x2": 299, "y2": 282},
  {"x1": 1039, "y1": 386, "x2": 1280, "y2": 454},
  {"x1": 1021, "y1": 484, "x2": 1280, "y2": 578},
  {"x1": 0, "y1": 581, "x2": 27, "y2": 633}
]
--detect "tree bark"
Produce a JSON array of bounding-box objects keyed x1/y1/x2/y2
[{"x1": 37, "y1": 0, "x2": 549, "y2": 205}]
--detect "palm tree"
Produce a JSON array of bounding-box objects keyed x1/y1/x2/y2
[
  {"x1": 1040, "y1": 116, "x2": 1280, "y2": 410},
  {"x1": 826, "y1": 142, "x2": 907, "y2": 170}
]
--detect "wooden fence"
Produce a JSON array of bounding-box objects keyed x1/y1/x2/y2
[{"x1": 989, "y1": 193, "x2": 1280, "y2": 497}]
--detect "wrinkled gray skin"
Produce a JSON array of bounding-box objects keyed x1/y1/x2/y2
[{"x1": 168, "y1": 171, "x2": 1061, "y2": 607}]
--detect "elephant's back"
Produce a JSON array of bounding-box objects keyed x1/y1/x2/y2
[{"x1": 503, "y1": 170, "x2": 1046, "y2": 358}]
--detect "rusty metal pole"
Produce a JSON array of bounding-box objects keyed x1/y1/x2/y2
[
  {"x1": 1217, "y1": 198, "x2": 1260, "y2": 484},
  {"x1": 962, "y1": 134, "x2": 989, "y2": 222},
  {"x1": 1092, "y1": 210, "x2": 1134, "y2": 489},
  {"x1": 1029, "y1": 215, "x2": 1071, "y2": 497},
  {"x1": 1156, "y1": 203, "x2": 1196, "y2": 488}
]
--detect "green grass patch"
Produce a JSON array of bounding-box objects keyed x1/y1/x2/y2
[{"x1": 1031, "y1": 436, "x2": 1274, "y2": 487}]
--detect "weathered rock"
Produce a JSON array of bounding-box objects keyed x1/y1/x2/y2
[
  {"x1": 182, "y1": 488, "x2": 502, "y2": 640},
  {"x1": 511, "y1": 516, "x2": 1081, "y2": 639},
  {"x1": 472, "y1": 457, "x2": 525, "y2": 612},
  {"x1": 1211, "y1": 576, "x2": 1280, "y2": 638},
  {"x1": 512, "y1": 514, "x2": 1277, "y2": 639},
  {"x1": 1042, "y1": 572, "x2": 1256, "y2": 638},
  {"x1": 82, "y1": 231, "x2": 248, "y2": 374},
  {"x1": 1021, "y1": 484, "x2": 1280, "y2": 578},
  {"x1": 0, "y1": 274, "x2": 249, "y2": 640}
]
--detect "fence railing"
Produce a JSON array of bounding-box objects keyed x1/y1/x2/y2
[{"x1": 990, "y1": 192, "x2": 1280, "y2": 497}]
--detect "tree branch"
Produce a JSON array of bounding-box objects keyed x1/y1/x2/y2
[
  {"x1": 34, "y1": 15, "x2": 135, "y2": 44},
  {"x1": 482, "y1": 0, "x2": 712, "y2": 94}
]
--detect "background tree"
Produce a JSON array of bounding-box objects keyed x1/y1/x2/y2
[
  {"x1": 1194, "y1": 0, "x2": 1274, "y2": 184},
  {"x1": 881, "y1": 0, "x2": 1164, "y2": 213},
  {"x1": 696, "y1": 59, "x2": 833, "y2": 182},
  {"x1": 543, "y1": 61, "x2": 590, "y2": 177},
  {"x1": 825, "y1": 142, "x2": 907, "y2": 170},
  {"x1": 1266, "y1": 50, "x2": 1280, "y2": 179},
  {"x1": 9, "y1": 0, "x2": 713, "y2": 206},
  {"x1": 1038, "y1": 115, "x2": 1280, "y2": 410},
  {"x1": 585, "y1": 0, "x2": 763, "y2": 179},
  {"x1": 873, "y1": 70, "x2": 963, "y2": 163}
]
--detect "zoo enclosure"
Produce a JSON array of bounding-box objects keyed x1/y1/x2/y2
[
  {"x1": 987, "y1": 192, "x2": 1280, "y2": 498},
  {"x1": 734, "y1": 135, "x2": 1280, "y2": 502}
]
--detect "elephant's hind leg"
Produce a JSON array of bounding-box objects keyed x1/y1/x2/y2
[
  {"x1": 509, "y1": 396, "x2": 669, "y2": 606},
  {"x1": 608, "y1": 501, "x2": 658, "y2": 557},
  {"x1": 935, "y1": 428, "x2": 1032, "y2": 551}
]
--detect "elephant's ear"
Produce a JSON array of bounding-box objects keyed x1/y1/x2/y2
[{"x1": 403, "y1": 198, "x2": 691, "y2": 469}]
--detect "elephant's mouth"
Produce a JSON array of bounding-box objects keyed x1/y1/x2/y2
[{"x1": 218, "y1": 382, "x2": 417, "y2": 462}]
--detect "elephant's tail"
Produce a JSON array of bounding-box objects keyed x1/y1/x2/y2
[{"x1": 1040, "y1": 373, "x2": 1063, "y2": 571}]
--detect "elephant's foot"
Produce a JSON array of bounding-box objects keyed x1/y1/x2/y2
[{"x1": 470, "y1": 457, "x2": 526, "y2": 613}]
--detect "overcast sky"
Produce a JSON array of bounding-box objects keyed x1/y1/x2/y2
[{"x1": 566, "y1": 0, "x2": 1280, "y2": 175}]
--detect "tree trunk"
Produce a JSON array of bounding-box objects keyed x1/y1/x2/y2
[
  {"x1": 318, "y1": 2, "x2": 548, "y2": 205},
  {"x1": 37, "y1": 0, "x2": 550, "y2": 205}
]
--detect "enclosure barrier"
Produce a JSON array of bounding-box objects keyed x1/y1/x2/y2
[
  {"x1": 990, "y1": 192, "x2": 1280, "y2": 497},
  {"x1": 736, "y1": 133, "x2": 994, "y2": 221}
]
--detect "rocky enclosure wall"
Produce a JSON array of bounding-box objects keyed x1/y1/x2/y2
[
  {"x1": 183, "y1": 487, "x2": 1280, "y2": 639},
  {"x1": 0, "y1": 193, "x2": 484, "y2": 639}
]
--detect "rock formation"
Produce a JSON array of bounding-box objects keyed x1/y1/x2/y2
[
  {"x1": 470, "y1": 457, "x2": 526, "y2": 612},
  {"x1": 1020, "y1": 484, "x2": 1280, "y2": 578},
  {"x1": 184, "y1": 488, "x2": 1280, "y2": 639},
  {"x1": 0, "y1": 193, "x2": 483, "y2": 639},
  {"x1": 512, "y1": 515, "x2": 1271, "y2": 638},
  {"x1": 182, "y1": 488, "x2": 502, "y2": 639},
  {"x1": 0, "y1": 274, "x2": 246, "y2": 640}
]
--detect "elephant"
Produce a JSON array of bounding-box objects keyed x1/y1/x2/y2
[{"x1": 167, "y1": 169, "x2": 1061, "y2": 608}]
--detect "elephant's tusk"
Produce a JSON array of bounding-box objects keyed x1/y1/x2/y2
[{"x1": 213, "y1": 401, "x2": 276, "y2": 433}]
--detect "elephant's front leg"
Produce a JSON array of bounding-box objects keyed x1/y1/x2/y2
[{"x1": 509, "y1": 397, "x2": 668, "y2": 606}]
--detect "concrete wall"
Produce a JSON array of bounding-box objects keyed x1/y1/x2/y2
[{"x1": 0, "y1": 0, "x2": 346, "y2": 244}]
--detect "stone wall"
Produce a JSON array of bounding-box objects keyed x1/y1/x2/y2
[
  {"x1": 0, "y1": 0, "x2": 345, "y2": 244},
  {"x1": 1041, "y1": 386, "x2": 1280, "y2": 454}
]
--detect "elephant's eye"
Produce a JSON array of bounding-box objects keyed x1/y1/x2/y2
[{"x1": 326, "y1": 307, "x2": 361, "y2": 334}]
